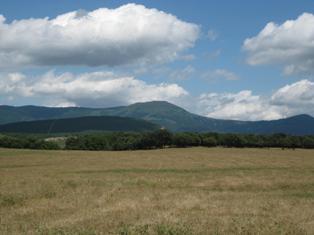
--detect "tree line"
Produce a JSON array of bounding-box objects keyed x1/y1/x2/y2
[
  {"x1": 0, "y1": 135, "x2": 60, "y2": 150},
  {"x1": 1, "y1": 130, "x2": 314, "y2": 151},
  {"x1": 65, "y1": 130, "x2": 314, "y2": 150}
]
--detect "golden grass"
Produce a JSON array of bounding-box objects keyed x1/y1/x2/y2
[{"x1": 1, "y1": 147, "x2": 314, "y2": 234}]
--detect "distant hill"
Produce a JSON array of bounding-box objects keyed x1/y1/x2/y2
[
  {"x1": 1, "y1": 101, "x2": 314, "y2": 135},
  {"x1": 0, "y1": 116, "x2": 160, "y2": 134},
  {"x1": 0, "y1": 102, "x2": 210, "y2": 131}
]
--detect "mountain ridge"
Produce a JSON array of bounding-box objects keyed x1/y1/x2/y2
[{"x1": 1, "y1": 101, "x2": 314, "y2": 135}]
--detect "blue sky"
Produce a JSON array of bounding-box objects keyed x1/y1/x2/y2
[{"x1": 1, "y1": 0, "x2": 314, "y2": 120}]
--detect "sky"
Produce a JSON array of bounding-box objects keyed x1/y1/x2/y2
[{"x1": 1, "y1": 0, "x2": 314, "y2": 120}]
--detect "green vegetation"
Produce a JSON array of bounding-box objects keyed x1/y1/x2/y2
[
  {"x1": 1, "y1": 130, "x2": 314, "y2": 151},
  {"x1": 0, "y1": 116, "x2": 159, "y2": 134},
  {"x1": 1, "y1": 147, "x2": 314, "y2": 234},
  {"x1": 65, "y1": 131, "x2": 314, "y2": 150},
  {"x1": 0, "y1": 135, "x2": 60, "y2": 150}
]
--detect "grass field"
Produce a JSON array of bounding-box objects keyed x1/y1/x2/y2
[{"x1": 1, "y1": 147, "x2": 314, "y2": 235}]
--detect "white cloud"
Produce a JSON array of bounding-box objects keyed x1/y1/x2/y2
[
  {"x1": 271, "y1": 80, "x2": 314, "y2": 116},
  {"x1": 197, "y1": 79, "x2": 314, "y2": 121},
  {"x1": 168, "y1": 65, "x2": 195, "y2": 80},
  {"x1": 0, "y1": 73, "x2": 32, "y2": 97},
  {"x1": 197, "y1": 91, "x2": 282, "y2": 121},
  {"x1": 201, "y1": 69, "x2": 239, "y2": 81},
  {"x1": 0, "y1": 4, "x2": 199, "y2": 68},
  {"x1": 244, "y1": 13, "x2": 314, "y2": 75},
  {"x1": 0, "y1": 71, "x2": 188, "y2": 107}
]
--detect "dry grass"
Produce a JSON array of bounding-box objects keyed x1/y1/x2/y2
[{"x1": 1, "y1": 147, "x2": 314, "y2": 234}]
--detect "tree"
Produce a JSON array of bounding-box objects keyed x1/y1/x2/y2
[
  {"x1": 202, "y1": 136, "x2": 217, "y2": 147},
  {"x1": 220, "y1": 134, "x2": 246, "y2": 147},
  {"x1": 151, "y1": 129, "x2": 173, "y2": 148},
  {"x1": 302, "y1": 136, "x2": 314, "y2": 149}
]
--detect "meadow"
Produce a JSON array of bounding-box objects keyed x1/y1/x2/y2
[{"x1": 1, "y1": 147, "x2": 314, "y2": 234}]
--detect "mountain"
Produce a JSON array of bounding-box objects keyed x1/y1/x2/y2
[
  {"x1": 0, "y1": 116, "x2": 159, "y2": 134},
  {"x1": 235, "y1": 114, "x2": 314, "y2": 135},
  {"x1": 0, "y1": 102, "x2": 209, "y2": 131},
  {"x1": 1, "y1": 101, "x2": 314, "y2": 135},
  {"x1": 0, "y1": 102, "x2": 233, "y2": 132}
]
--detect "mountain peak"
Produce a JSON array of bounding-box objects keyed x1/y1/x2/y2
[
  {"x1": 287, "y1": 114, "x2": 314, "y2": 120},
  {"x1": 128, "y1": 101, "x2": 189, "y2": 113},
  {"x1": 131, "y1": 100, "x2": 179, "y2": 107}
]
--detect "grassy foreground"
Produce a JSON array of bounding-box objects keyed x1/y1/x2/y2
[{"x1": 1, "y1": 148, "x2": 314, "y2": 235}]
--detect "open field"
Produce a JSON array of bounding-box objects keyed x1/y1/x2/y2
[{"x1": 1, "y1": 147, "x2": 314, "y2": 234}]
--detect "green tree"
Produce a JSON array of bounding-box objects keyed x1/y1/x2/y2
[{"x1": 202, "y1": 136, "x2": 217, "y2": 147}]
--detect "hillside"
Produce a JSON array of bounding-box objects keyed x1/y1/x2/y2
[
  {"x1": 0, "y1": 102, "x2": 212, "y2": 131},
  {"x1": 1, "y1": 101, "x2": 314, "y2": 135},
  {"x1": 0, "y1": 116, "x2": 159, "y2": 134}
]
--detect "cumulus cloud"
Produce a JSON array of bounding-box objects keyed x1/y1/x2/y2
[
  {"x1": 0, "y1": 73, "x2": 33, "y2": 97},
  {"x1": 0, "y1": 71, "x2": 188, "y2": 107},
  {"x1": 271, "y1": 80, "x2": 314, "y2": 115},
  {"x1": 244, "y1": 13, "x2": 314, "y2": 75},
  {"x1": 0, "y1": 4, "x2": 199, "y2": 68},
  {"x1": 197, "y1": 79, "x2": 314, "y2": 121},
  {"x1": 197, "y1": 91, "x2": 282, "y2": 121}
]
